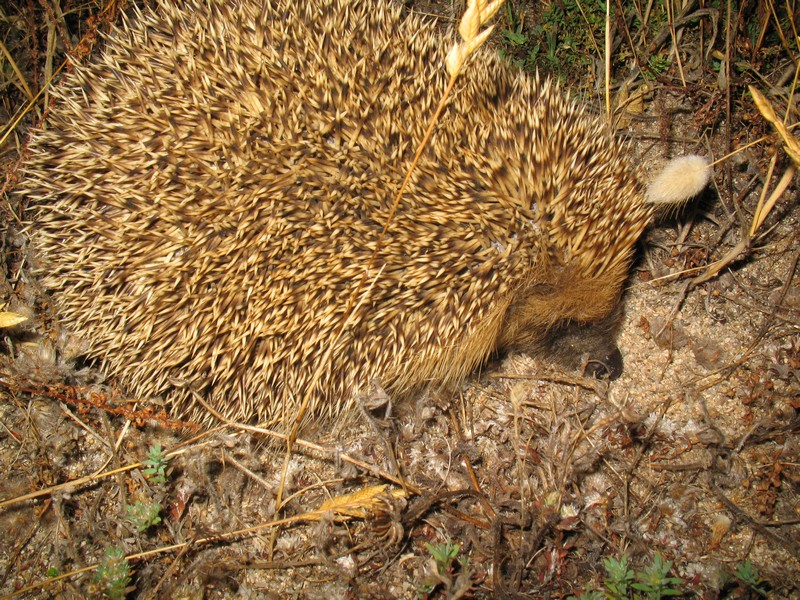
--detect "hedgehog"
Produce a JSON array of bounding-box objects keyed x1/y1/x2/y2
[{"x1": 17, "y1": 0, "x2": 710, "y2": 429}]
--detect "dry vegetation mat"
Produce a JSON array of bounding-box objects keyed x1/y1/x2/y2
[{"x1": 0, "y1": 0, "x2": 798, "y2": 597}]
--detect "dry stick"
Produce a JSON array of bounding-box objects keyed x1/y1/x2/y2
[
  {"x1": 573, "y1": 0, "x2": 602, "y2": 58},
  {"x1": 653, "y1": 280, "x2": 691, "y2": 340},
  {"x1": 690, "y1": 82, "x2": 799, "y2": 284},
  {"x1": 0, "y1": 38, "x2": 33, "y2": 101},
  {"x1": 190, "y1": 392, "x2": 413, "y2": 490},
  {"x1": 0, "y1": 62, "x2": 66, "y2": 150},
  {"x1": 612, "y1": 0, "x2": 645, "y2": 114},
  {"x1": 648, "y1": 0, "x2": 701, "y2": 51},
  {"x1": 686, "y1": 158, "x2": 789, "y2": 284},
  {"x1": 0, "y1": 507, "x2": 362, "y2": 600},
  {"x1": 0, "y1": 5, "x2": 95, "y2": 151},
  {"x1": 141, "y1": 543, "x2": 193, "y2": 600},
  {"x1": 665, "y1": 0, "x2": 687, "y2": 87},
  {"x1": 752, "y1": 163, "x2": 796, "y2": 235},
  {"x1": 449, "y1": 410, "x2": 496, "y2": 518},
  {"x1": 692, "y1": 167, "x2": 795, "y2": 285},
  {"x1": 694, "y1": 247, "x2": 800, "y2": 392},
  {"x1": 0, "y1": 499, "x2": 51, "y2": 591},
  {"x1": 785, "y1": 0, "x2": 800, "y2": 53},
  {"x1": 724, "y1": 0, "x2": 734, "y2": 218},
  {"x1": 401, "y1": 488, "x2": 490, "y2": 528},
  {"x1": 0, "y1": 384, "x2": 412, "y2": 592},
  {"x1": 766, "y1": 0, "x2": 799, "y2": 69},
  {"x1": 6, "y1": 483, "x2": 407, "y2": 597},
  {"x1": 511, "y1": 386, "x2": 527, "y2": 526},
  {"x1": 708, "y1": 481, "x2": 799, "y2": 555},
  {"x1": 0, "y1": 427, "x2": 218, "y2": 509}
]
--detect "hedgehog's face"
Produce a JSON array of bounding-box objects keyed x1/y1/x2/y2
[
  {"x1": 539, "y1": 304, "x2": 626, "y2": 379},
  {"x1": 496, "y1": 257, "x2": 632, "y2": 379},
  {"x1": 493, "y1": 154, "x2": 712, "y2": 380}
]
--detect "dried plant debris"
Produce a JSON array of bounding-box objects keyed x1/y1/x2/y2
[{"x1": 1, "y1": 0, "x2": 799, "y2": 597}]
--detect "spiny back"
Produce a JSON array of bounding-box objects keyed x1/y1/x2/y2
[{"x1": 20, "y1": 0, "x2": 652, "y2": 427}]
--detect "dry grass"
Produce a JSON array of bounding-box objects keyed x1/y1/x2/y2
[{"x1": 1, "y1": 0, "x2": 799, "y2": 598}]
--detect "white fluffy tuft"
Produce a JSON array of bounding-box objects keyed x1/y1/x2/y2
[{"x1": 646, "y1": 155, "x2": 712, "y2": 205}]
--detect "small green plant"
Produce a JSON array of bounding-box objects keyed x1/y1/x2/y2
[
  {"x1": 569, "y1": 552, "x2": 684, "y2": 600},
  {"x1": 604, "y1": 555, "x2": 635, "y2": 598},
  {"x1": 125, "y1": 500, "x2": 162, "y2": 532},
  {"x1": 94, "y1": 546, "x2": 131, "y2": 599},
  {"x1": 502, "y1": 27, "x2": 528, "y2": 47},
  {"x1": 539, "y1": 23, "x2": 560, "y2": 66},
  {"x1": 142, "y1": 443, "x2": 170, "y2": 488},
  {"x1": 419, "y1": 540, "x2": 473, "y2": 597},
  {"x1": 631, "y1": 552, "x2": 683, "y2": 599},
  {"x1": 498, "y1": 0, "x2": 607, "y2": 80},
  {"x1": 426, "y1": 540, "x2": 460, "y2": 571},
  {"x1": 734, "y1": 561, "x2": 768, "y2": 597},
  {"x1": 501, "y1": 1, "x2": 528, "y2": 47},
  {"x1": 499, "y1": 1, "x2": 532, "y2": 69},
  {"x1": 645, "y1": 55, "x2": 672, "y2": 79},
  {"x1": 123, "y1": 444, "x2": 169, "y2": 534},
  {"x1": 570, "y1": 585, "x2": 604, "y2": 600},
  {"x1": 532, "y1": 0, "x2": 604, "y2": 79}
]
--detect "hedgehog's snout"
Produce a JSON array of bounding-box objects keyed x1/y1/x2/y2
[
  {"x1": 537, "y1": 304, "x2": 626, "y2": 380},
  {"x1": 583, "y1": 347, "x2": 624, "y2": 380}
]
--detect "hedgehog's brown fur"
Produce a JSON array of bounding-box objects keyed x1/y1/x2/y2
[{"x1": 20, "y1": 0, "x2": 658, "y2": 428}]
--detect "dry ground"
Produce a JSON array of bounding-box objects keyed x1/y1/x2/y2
[{"x1": 0, "y1": 0, "x2": 798, "y2": 598}]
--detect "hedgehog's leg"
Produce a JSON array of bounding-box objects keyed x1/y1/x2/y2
[
  {"x1": 356, "y1": 381, "x2": 402, "y2": 475},
  {"x1": 357, "y1": 379, "x2": 394, "y2": 422}
]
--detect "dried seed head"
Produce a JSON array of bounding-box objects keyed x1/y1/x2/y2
[{"x1": 646, "y1": 155, "x2": 711, "y2": 205}]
